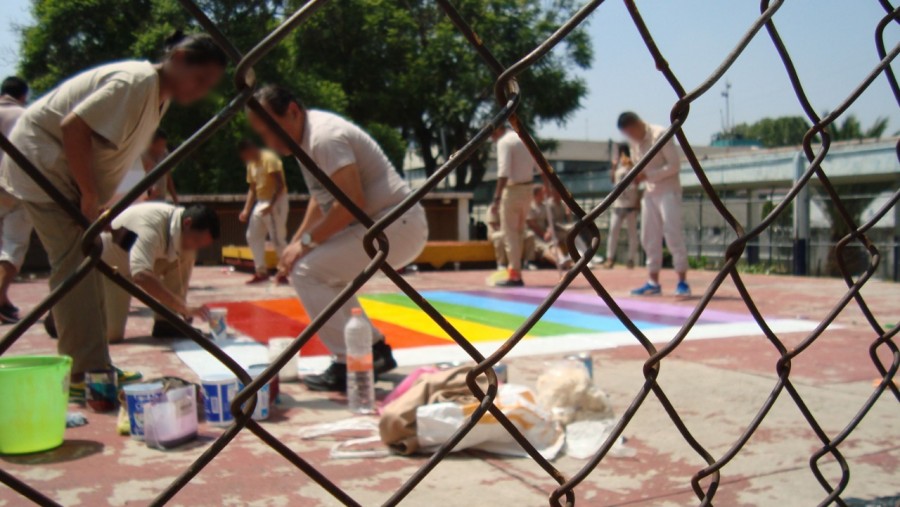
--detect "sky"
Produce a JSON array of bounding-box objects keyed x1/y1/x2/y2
[{"x1": 1, "y1": 0, "x2": 897, "y2": 145}]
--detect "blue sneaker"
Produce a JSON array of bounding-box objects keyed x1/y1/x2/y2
[
  {"x1": 631, "y1": 282, "x2": 661, "y2": 296},
  {"x1": 675, "y1": 281, "x2": 691, "y2": 296}
]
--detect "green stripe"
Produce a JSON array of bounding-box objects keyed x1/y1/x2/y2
[{"x1": 361, "y1": 293, "x2": 595, "y2": 336}]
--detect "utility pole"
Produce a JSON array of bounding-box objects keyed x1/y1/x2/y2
[{"x1": 721, "y1": 81, "x2": 733, "y2": 134}]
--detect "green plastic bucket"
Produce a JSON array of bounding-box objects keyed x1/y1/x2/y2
[{"x1": 0, "y1": 355, "x2": 72, "y2": 454}]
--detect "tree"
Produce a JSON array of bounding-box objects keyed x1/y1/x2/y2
[
  {"x1": 729, "y1": 116, "x2": 811, "y2": 148},
  {"x1": 829, "y1": 114, "x2": 889, "y2": 141},
  {"x1": 285, "y1": 0, "x2": 592, "y2": 190}
]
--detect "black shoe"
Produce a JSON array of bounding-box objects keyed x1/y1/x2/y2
[
  {"x1": 494, "y1": 278, "x2": 525, "y2": 287},
  {"x1": 303, "y1": 362, "x2": 348, "y2": 392},
  {"x1": 44, "y1": 312, "x2": 58, "y2": 338},
  {"x1": 0, "y1": 303, "x2": 20, "y2": 324},
  {"x1": 373, "y1": 340, "x2": 397, "y2": 376},
  {"x1": 152, "y1": 320, "x2": 208, "y2": 339}
]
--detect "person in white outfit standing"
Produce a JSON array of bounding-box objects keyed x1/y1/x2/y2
[
  {"x1": 617, "y1": 112, "x2": 690, "y2": 296},
  {"x1": 0, "y1": 76, "x2": 33, "y2": 323},
  {"x1": 246, "y1": 85, "x2": 428, "y2": 392},
  {"x1": 238, "y1": 139, "x2": 289, "y2": 285},
  {"x1": 603, "y1": 143, "x2": 640, "y2": 270}
]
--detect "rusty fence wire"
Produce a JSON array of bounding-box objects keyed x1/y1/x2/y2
[{"x1": 1, "y1": 0, "x2": 899, "y2": 505}]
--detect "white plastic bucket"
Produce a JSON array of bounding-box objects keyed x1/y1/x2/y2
[
  {"x1": 238, "y1": 365, "x2": 270, "y2": 421},
  {"x1": 201, "y1": 373, "x2": 238, "y2": 426},
  {"x1": 267, "y1": 337, "x2": 299, "y2": 381},
  {"x1": 123, "y1": 382, "x2": 164, "y2": 440}
]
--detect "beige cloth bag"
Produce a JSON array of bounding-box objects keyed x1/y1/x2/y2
[{"x1": 379, "y1": 366, "x2": 487, "y2": 455}]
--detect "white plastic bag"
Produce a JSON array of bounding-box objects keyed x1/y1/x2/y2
[
  {"x1": 416, "y1": 384, "x2": 564, "y2": 459},
  {"x1": 298, "y1": 417, "x2": 390, "y2": 459}
]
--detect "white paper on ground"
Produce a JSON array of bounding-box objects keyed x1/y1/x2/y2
[
  {"x1": 564, "y1": 419, "x2": 635, "y2": 459},
  {"x1": 172, "y1": 336, "x2": 274, "y2": 378}
]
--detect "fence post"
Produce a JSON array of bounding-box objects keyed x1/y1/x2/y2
[{"x1": 792, "y1": 152, "x2": 810, "y2": 276}]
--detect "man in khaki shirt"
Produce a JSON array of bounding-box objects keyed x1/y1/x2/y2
[
  {"x1": 238, "y1": 139, "x2": 288, "y2": 284},
  {"x1": 489, "y1": 125, "x2": 543, "y2": 287},
  {"x1": 101, "y1": 203, "x2": 218, "y2": 341},
  {"x1": 618, "y1": 111, "x2": 690, "y2": 296}
]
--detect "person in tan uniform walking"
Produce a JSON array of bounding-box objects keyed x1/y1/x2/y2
[
  {"x1": 238, "y1": 139, "x2": 289, "y2": 285},
  {"x1": 489, "y1": 125, "x2": 542, "y2": 287},
  {"x1": 0, "y1": 32, "x2": 227, "y2": 396}
]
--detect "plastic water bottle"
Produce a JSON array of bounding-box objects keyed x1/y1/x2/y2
[{"x1": 345, "y1": 308, "x2": 375, "y2": 414}]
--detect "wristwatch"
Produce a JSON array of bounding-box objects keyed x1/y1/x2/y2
[{"x1": 300, "y1": 232, "x2": 318, "y2": 249}]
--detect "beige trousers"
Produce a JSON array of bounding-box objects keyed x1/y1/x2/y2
[
  {"x1": 23, "y1": 201, "x2": 109, "y2": 374},
  {"x1": 101, "y1": 234, "x2": 194, "y2": 343},
  {"x1": 607, "y1": 208, "x2": 638, "y2": 264},
  {"x1": 290, "y1": 205, "x2": 428, "y2": 361},
  {"x1": 247, "y1": 195, "x2": 288, "y2": 274},
  {"x1": 491, "y1": 227, "x2": 536, "y2": 266},
  {"x1": 499, "y1": 184, "x2": 532, "y2": 272},
  {"x1": 641, "y1": 190, "x2": 689, "y2": 273}
]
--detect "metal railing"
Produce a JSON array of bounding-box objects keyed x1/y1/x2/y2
[{"x1": 1, "y1": 0, "x2": 898, "y2": 506}]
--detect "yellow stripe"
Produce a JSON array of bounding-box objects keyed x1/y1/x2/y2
[{"x1": 359, "y1": 298, "x2": 526, "y2": 343}]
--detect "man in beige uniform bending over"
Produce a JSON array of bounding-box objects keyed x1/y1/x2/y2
[
  {"x1": 0, "y1": 77, "x2": 32, "y2": 323},
  {"x1": 489, "y1": 124, "x2": 541, "y2": 287},
  {"x1": 617, "y1": 112, "x2": 690, "y2": 296},
  {"x1": 247, "y1": 85, "x2": 428, "y2": 392},
  {"x1": 102, "y1": 203, "x2": 218, "y2": 341},
  {"x1": 238, "y1": 139, "x2": 288, "y2": 285}
]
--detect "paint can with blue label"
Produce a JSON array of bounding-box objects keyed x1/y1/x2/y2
[
  {"x1": 566, "y1": 353, "x2": 593, "y2": 379},
  {"x1": 123, "y1": 382, "x2": 164, "y2": 440},
  {"x1": 201, "y1": 373, "x2": 238, "y2": 426}
]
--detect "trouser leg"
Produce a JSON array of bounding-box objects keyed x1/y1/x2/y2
[
  {"x1": 247, "y1": 201, "x2": 269, "y2": 274},
  {"x1": 100, "y1": 237, "x2": 132, "y2": 343},
  {"x1": 500, "y1": 185, "x2": 530, "y2": 273},
  {"x1": 625, "y1": 209, "x2": 639, "y2": 264},
  {"x1": 641, "y1": 194, "x2": 664, "y2": 274},
  {"x1": 660, "y1": 191, "x2": 689, "y2": 274},
  {"x1": 291, "y1": 206, "x2": 428, "y2": 361},
  {"x1": 607, "y1": 210, "x2": 623, "y2": 261},
  {"x1": 24, "y1": 201, "x2": 109, "y2": 374}
]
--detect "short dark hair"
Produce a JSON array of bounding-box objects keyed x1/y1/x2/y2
[
  {"x1": 617, "y1": 143, "x2": 630, "y2": 157},
  {"x1": 164, "y1": 31, "x2": 229, "y2": 68},
  {"x1": 153, "y1": 128, "x2": 167, "y2": 142},
  {"x1": 237, "y1": 138, "x2": 257, "y2": 153},
  {"x1": 617, "y1": 111, "x2": 641, "y2": 130},
  {"x1": 1, "y1": 76, "x2": 28, "y2": 101},
  {"x1": 253, "y1": 85, "x2": 305, "y2": 116},
  {"x1": 182, "y1": 204, "x2": 221, "y2": 240}
]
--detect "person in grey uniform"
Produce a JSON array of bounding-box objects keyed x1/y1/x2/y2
[
  {"x1": 246, "y1": 85, "x2": 428, "y2": 392},
  {"x1": 0, "y1": 76, "x2": 32, "y2": 323}
]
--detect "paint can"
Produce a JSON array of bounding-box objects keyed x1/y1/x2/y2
[
  {"x1": 209, "y1": 308, "x2": 228, "y2": 341},
  {"x1": 493, "y1": 363, "x2": 508, "y2": 384},
  {"x1": 85, "y1": 369, "x2": 118, "y2": 412},
  {"x1": 201, "y1": 373, "x2": 238, "y2": 427},
  {"x1": 238, "y1": 365, "x2": 271, "y2": 421},
  {"x1": 123, "y1": 382, "x2": 164, "y2": 440},
  {"x1": 566, "y1": 353, "x2": 593, "y2": 379},
  {"x1": 267, "y1": 337, "x2": 299, "y2": 382}
]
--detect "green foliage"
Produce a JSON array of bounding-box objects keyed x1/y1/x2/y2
[
  {"x1": 16, "y1": 0, "x2": 591, "y2": 194},
  {"x1": 724, "y1": 114, "x2": 890, "y2": 148},
  {"x1": 284, "y1": 0, "x2": 592, "y2": 189},
  {"x1": 730, "y1": 116, "x2": 811, "y2": 148}
]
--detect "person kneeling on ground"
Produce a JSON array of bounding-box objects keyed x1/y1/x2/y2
[
  {"x1": 246, "y1": 85, "x2": 428, "y2": 392},
  {"x1": 102, "y1": 203, "x2": 218, "y2": 341}
]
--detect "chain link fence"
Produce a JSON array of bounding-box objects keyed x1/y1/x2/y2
[{"x1": 1, "y1": 0, "x2": 899, "y2": 505}]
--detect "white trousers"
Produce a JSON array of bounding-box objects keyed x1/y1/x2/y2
[
  {"x1": 0, "y1": 193, "x2": 32, "y2": 270},
  {"x1": 606, "y1": 208, "x2": 638, "y2": 264},
  {"x1": 247, "y1": 195, "x2": 288, "y2": 273},
  {"x1": 290, "y1": 205, "x2": 428, "y2": 361},
  {"x1": 641, "y1": 190, "x2": 689, "y2": 273}
]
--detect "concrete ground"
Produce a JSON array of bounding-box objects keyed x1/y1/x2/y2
[{"x1": 0, "y1": 265, "x2": 898, "y2": 506}]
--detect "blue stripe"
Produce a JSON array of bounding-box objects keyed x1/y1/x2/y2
[{"x1": 421, "y1": 291, "x2": 668, "y2": 332}]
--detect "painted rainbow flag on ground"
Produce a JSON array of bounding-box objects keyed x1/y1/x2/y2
[{"x1": 212, "y1": 288, "x2": 752, "y2": 358}]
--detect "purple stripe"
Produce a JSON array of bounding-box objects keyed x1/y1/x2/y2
[
  {"x1": 484, "y1": 287, "x2": 751, "y2": 323},
  {"x1": 466, "y1": 290, "x2": 700, "y2": 327}
]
